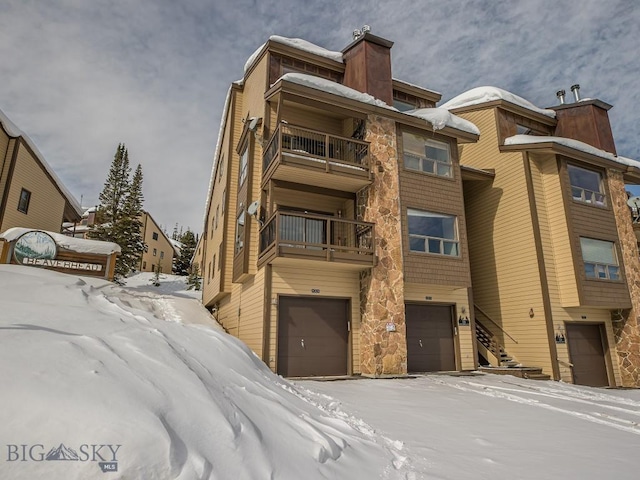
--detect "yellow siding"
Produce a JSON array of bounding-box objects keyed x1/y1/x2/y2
[
  {"x1": 139, "y1": 213, "x2": 174, "y2": 274},
  {"x1": 272, "y1": 187, "x2": 353, "y2": 216},
  {"x1": 281, "y1": 106, "x2": 345, "y2": 136},
  {"x1": 270, "y1": 264, "x2": 362, "y2": 374},
  {"x1": 460, "y1": 109, "x2": 551, "y2": 373},
  {"x1": 404, "y1": 283, "x2": 475, "y2": 370},
  {"x1": 1, "y1": 141, "x2": 65, "y2": 232}
]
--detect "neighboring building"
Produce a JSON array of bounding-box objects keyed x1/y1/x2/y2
[
  {"x1": 444, "y1": 86, "x2": 640, "y2": 387},
  {"x1": 201, "y1": 32, "x2": 480, "y2": 378},
  {"x1": 0, "y1": 108, "x2": 82, "y2": 232},
  {"x1": 139, "y1": 211, "x2": 174, "y2": 274}
]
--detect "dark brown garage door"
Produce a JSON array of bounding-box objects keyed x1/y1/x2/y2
[
  {"x1": 277, "y1": 297, "x2": 348, "y2": 377},
  {"x1": 566, "y1": 323, "x2": 609, "y2": 387},
  {"x1": 405, "y1": 304, "x2": 456, "y2": 372}
]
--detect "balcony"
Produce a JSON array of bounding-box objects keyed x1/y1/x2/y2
[
  {"x1": 258, "y1": 211, "x2": 375, "y2": 269},
  {"x1": 262, "y1": 124, "x2": 372, "y2": 192}
]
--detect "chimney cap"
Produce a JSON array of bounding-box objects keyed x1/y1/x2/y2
[{"x1": 343, "y1": 31, "x2": 394, "y2": 53}]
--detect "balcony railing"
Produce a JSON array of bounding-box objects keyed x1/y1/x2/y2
[
  {"x1": 262, "y1": 123, "x2": 370, "y2": 181},
  {"x1": 259, "y1": 210, "x2": 375, "y2": 267}
]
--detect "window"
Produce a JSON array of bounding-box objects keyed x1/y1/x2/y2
[
  {"x1": 235, "y1": 209, "x2": 245, "y2": 254},
  {"x1": 408, "y1": 209, "x2": 459, "y2": 256},
  {"x1": 160, "y1": 251, "x2": 164, "y2": 259},
  {"x1": 218, "y1": 155, "x2": 225, "y2": 183},
  {"x1": 402, "y1": 132, "x2": 452, "y2": 177},
  {"x1": 580, "y1": 238, "x2": 619, "y2": 281},
  {"x1": 218, "y1": 243, "x2": 223, "y2": 269},
  {"x1": 212, "y1": 255, "x2": 216, "y2": 276},
  {"x1": 568, "y1": 165, "x2": 605, "y2": 206},
  {"x1": 222, "y1": 189, "x2": 226, "y2": 214},
  {"x1": 393, "y1": 99, "x2": 416, "y2": 112},
  {"x1": 152, "y1": 232, "x2": 159, "y2": 241},
  {"x1": 17, "y1": 188, "x2": 31, "y2": 214},
  {"x1": 239, "y1": 147, "x2": 248, "y2": 186},
  {"x1": 143, "y1": 261, "x2": 147, "y2": 269},
  {"x1": 153, "y1": 248, "x2": 157, "y2": 256},
  {"x1": 208, "y1": 262, "x2": 212, "y2": 284},
  {"x1": 215, "y1": 205, "x2": 220, "y2": 230}
]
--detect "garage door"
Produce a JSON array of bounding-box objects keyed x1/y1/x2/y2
[
  {"x1": 405, "y1": 304, "x2": 456, "y2": 372},
  {"x1": 277, "y1": 297, "x2": 349, "y2": 377},
  {"x1": 566, "y1": 323, "x2": 609, "y2": 387}
]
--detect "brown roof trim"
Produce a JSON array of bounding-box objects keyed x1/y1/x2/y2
[
  {"x1": 448, "y1": 99, "x2": 557, "y2": 127},
  {"x1": 460, "y1": 165, "x2": 495, "y2": 181},
  {"x1": 265, "y1": 79, "x2": 479, "y2": 143},
  {"x1": 549, "y1": 98, "x2": 613, "y2": 112},
  {"x1": 500, "y1": 141, "x2": 626, "y2": 171},
  {"x1": 392, "y1": 79, "x2": 442, "y2": 103},
  {"x1": 245, "y1": 39, "x2": 345, "y2": 81}
]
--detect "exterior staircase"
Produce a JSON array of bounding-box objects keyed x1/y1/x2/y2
[{"x1": 474, "y1": 305, "x2": 551, "y2": 381}]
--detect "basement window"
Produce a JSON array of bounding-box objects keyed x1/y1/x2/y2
[{"x1": 580, "y1": 237, "x2": 619, "y2": 281}]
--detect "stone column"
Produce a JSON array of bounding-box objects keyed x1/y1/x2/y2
[
  {"x1": 357, "y1": 115, "x2": 407, "y2": 376},
  {"x1": 608, "y1": 170, "x2": 640, "y2": 387}
]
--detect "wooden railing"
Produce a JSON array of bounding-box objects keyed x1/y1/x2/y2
[
  {"x1": 259, "y1": 210, "x2": 375, "y2": 263},
  {"x1": 474, "y1": 304, "x2": 518, "y2": 344},
  {"x1": 262, "y1": 123, "x2": 370, "y2": 173}
]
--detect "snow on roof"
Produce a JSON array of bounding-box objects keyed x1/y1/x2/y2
[
  {"x1": 441, "y1": 86, "x2": 556, "y2": 119},
  {"x1": 504, "y1": 134, "x2": 640, "y2": 169},
  {"x1": 1, "y1": 227, "x2": 121, "y2": 254},
  {"x1": 392, "y1": 78, "x2": 441, "y2": 97},
  {"x1": 169, "y1": 238, "x2": 182, "y2": 253},
  {"x1": 244, "y1": 35, "x2": 343, "y2": 74},
  {"x1": 280, "y1": 73, "x2": 478, "y2": 135},
  {"x1": 0, "y1": 107, "x2": 83, "y2": 216},
  {"x1": 279, "y1": 72, "x2": 393, "y2": 109},
  {"x1": 405, "y1": 108, "x2": 480, "y2": 136},
  {"x1": 203, "y1": 86, "x2": 232, "y2": 229}
]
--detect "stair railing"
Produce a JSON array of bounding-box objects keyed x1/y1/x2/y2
[{"x1": 474, "y1": 304, "x2": 518, "y2": 344}]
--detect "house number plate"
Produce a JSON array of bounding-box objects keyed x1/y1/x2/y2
[{"x1": 311, "y1": 289, "x2": 320, "y2": 294}]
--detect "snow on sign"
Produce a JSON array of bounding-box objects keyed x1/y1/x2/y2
[{"x1": 0, "y1": 228, "x2": 120, "y2": 280}]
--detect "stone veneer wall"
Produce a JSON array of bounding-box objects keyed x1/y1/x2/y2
[
  {"x1": 357, "y1": 115, "x2": 407, "y2": 376},
  {"x1": 608, "y1": 170, "x2": 640, "y2": 387}
]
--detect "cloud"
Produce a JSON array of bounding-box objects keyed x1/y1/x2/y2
[{"x1": 1, "y1": 0, "x2": 639, "y2": 231}]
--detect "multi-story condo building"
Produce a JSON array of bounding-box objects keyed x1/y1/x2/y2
[
  {"x1": 201, "y1": 32, "x2": 640, "y2": 386},
  {"x1": 444, "y1": 86, "x2": 640, "y2": 387},
  {"x1": 138, "y1": 211, "x2": 175, "y2": 274},
  {"x1": 202, "y1": 31, "x2": 481, "y2": 378},
  {"x1": 1, "y1": 108, "x2": 82, "y2": 232}
]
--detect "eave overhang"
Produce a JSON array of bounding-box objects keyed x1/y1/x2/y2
[{"x1": 448, "y1": 99, "x2": 557, "y2": 127}]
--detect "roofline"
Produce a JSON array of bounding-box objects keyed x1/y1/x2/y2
[
  {"x1": 500, "y1": 141, "x2": 631, "y2": 173},
  {"x1": 460, "y1": 165, "x2": 495, "y2": 181},
  {"x1": 244, "y1": 38, "x2": 345, "y2": 81},
  {"x1": 0, "y1": 115, "x2": 83, "y2": 220},
  {"x1": 142, "y1": 210, "x2": 174, "y2": 248},
  {"x1": 392, "y1": 79, "x2": 442, "y2": 103},
  {"x1": 447, "y1": 99, "x2": 557, "y2": 126},
  {"x1": 549, "y1": 98, "x2": 613, "y2": 112},
  {"x1": 265, "y1": 79, "x2": 479, "y2": 143}
]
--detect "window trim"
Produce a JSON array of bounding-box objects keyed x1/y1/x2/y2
[
  {"x1": 17, "y1": 188, "x2": 31, "y2": 214},
  {"x1": 235, "y1": 209, "x2": 245, "y2": 255},
  {"x1": 402, "y1": 131, "x2": 453, "y2": 179},
  {"x1": 407, "y1": 208, "x2": 460, "y2": 257},
  {"x1": 238, "y1": 147, "x2": 248, "y2": 186},
  {"x1": 567, "y1": 164, "x2": 606, "y2": 207},
  {"x1": 580, "y1": 237, "x2": 620, "y2": 281}
]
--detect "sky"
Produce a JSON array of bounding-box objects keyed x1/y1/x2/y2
[{"x1": 1, "y1": 0, "x2": 639, "y2": 233}]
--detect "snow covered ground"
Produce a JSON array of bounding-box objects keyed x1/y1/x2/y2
[{"x1": 1, "y1": 265, "x2": 639, "y2": 479}]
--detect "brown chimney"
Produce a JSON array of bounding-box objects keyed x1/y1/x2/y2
[
  {"x1": 342, "y1": 32, "x2": 394, "y2": 105},
  {"x1": 551, "y1": 98, "x2": 617, "y2": 155}
]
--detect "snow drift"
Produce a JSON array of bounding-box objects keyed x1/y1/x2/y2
[{"x1": 0, "y1": 266, "x2": 408, "y2": 479}]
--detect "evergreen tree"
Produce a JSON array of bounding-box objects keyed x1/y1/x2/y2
[
  {"x1": 90, "y1": 144, "x2": 145, "y2": 282},
  {"x1": 117, "y1": 164, "x2": 145, "y2": 277},
  {"x1": 186, "y1": 264, "x2": 201, "y2": 291},
  {"x1": 174, "y1": 229, "x2": 197, "y2": 276}
]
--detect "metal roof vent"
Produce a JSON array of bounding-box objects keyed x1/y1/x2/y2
[
  {"x1": 571, "y1": 84, "x2": 581, "y2": 102},
  {"x1": 352, "y1": 25, "x2": 371, "y2": 40},
  {"x1": 556, "y1": 89, "x2": 566, "y2": 104}
]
